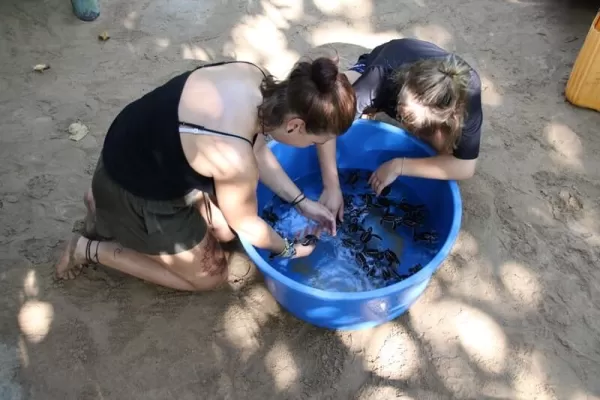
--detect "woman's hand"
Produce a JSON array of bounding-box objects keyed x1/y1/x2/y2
[
  {"x1": 271, "y1": 235, "x2": 317, "y2": 259},
  {"x1": 318, "y1": 186, "x2": 344, "y2": 223},
  {"x1": 291, "y1": 241, "x2": 317, "y2": 258},
  {"x1": 296, "y1": 198, "x2": 337, "y2": 236},
  {"x1": 369, "y1": 159, "x2": 401, "y2": 196}
]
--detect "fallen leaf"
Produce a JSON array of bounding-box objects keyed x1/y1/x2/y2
[
  {"x1": 68, "y1": 122, "x2": 89, "y2": 142},
  {"x1": 33, "y1": 64, "x2": 50, "y2": 72},
  {"x1": 98, "y1": 31, "x2": 110, "y2": 41}
]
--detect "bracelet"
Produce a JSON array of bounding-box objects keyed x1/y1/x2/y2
[
  {"x1": 399, "y1": 157, "x2": 405, "y2": 176},
  {"x1": 270, "y1": 237, "x2": 296, "y2": 259},
  {"x1": 290, "y1": 193, "x2": 306, "y2": 207}
]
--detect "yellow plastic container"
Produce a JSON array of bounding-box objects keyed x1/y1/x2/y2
[{"x1": 565, "y1": 10, "x2": 600, "y2": 112}]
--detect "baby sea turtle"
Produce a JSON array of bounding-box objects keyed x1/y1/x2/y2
[
  {"x1": 413, "y1": 230, "x2": 438, "y2": 244},
  {"x1": 397, "y1": 199, "x2": 426, "y2": 213},
  {"x1": 405, "y1": 209, "x2": 427, "y2": 226},
  {"x1": 300, "y1": 234, "x2": 319, "y2": 246},
  {"x1": 355, "y1": 252, "x2": 369, "y2": 271},
  {"x1": 383, "y1": 249, "x2": 400, "y2": 265},
  {"x1": 347, "y1": 206, "x2": 366, "y2": 219},
  {"x1": 363, "y1": 247, "x2": 384, "y2": 260},
  {"x1": 262, "y1": 208, "x2": 279, "y2": 225},
  {"x1": 343, "y1": 195, "x2": 354, "y2": 209},
  {"x1": 342, "y1": 237, "x2": 356, "y2": 248},
  {"x1": 347, "y1": 217, "x2": 362, "y2": 233},
  {"x1": 359, "y1": 193, "x2": 376, "y2": 208},
  {"x1": 380, "y1": 186, "x2": 392, "y2": 197},
  {"x1": 380, "y1": 210, "x2": 405, "y2": 229},
  {"x1": 381, "y1": 266, "x2": 400, "y2": 281},
  {"x1": 381, "y1": 268, "x2": 392, "y2": 280},
  {"x1": 359, "y1": 227, "x2": 382, "y2": 244},
  {"x1": 408, "y1": 263, "x2": 423, "y2": 274}
]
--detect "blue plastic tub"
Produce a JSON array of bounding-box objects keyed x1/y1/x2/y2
[{"x1": 239, "y1": 119, "x2": 462, "y2": 330}]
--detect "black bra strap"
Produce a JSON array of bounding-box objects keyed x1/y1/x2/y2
[
  {"x1": 179, "y1": 122, "x2": 254, "y2": 146},
  {"x1": 183, "y1": 60, "x2": 268, "y2": 146},
  {"x1": 194, "y1": 60, "x2": 269, "y2": 80}
]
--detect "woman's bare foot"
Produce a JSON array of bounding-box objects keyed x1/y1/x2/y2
[
  {"x1": 83, "y1": 189, "x2": 96, "y2": 237},
  {"x1": 55, "y1": 234, "x2": 90, "y2": 280}
]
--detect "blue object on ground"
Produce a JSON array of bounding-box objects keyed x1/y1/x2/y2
[
  {"x1": 239, "y1": 119, "x2": 462, "y2": 330},
  {"x1": 71, "y1": 0, "x2": 100, "y2": 21}
]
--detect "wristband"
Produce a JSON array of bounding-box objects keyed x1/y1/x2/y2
[
  {"x1": 269, "y1": 237, "x2": 296, "y2": 259},
  {"x1": 290, "y1": 193, "x2": 306, "y2": 207}
]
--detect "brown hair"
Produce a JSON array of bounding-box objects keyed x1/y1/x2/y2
[
  {"x1": 258, "y1": 57, "x2": 356, "y2": 136},
  {"x1": 393, "y1": 55, "x2": 471, "y2": 153}
]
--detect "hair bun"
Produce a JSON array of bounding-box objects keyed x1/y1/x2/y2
[
  {"x1": 310, "y1": 57, "x2": 338, "y2": 93},
  {"x1": 438, "y1": 64, "x2": 457, "y2": 78}
]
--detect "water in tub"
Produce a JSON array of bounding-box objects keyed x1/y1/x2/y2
[{"x1": 262, "y1": 169, "x2": 441, "y2": 292}]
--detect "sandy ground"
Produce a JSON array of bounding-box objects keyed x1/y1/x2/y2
[{"x1": 1, "y1": 0, "x2": 600, "y2": 398}]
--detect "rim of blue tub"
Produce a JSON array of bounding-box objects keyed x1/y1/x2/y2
[{"x1": 239, "y1": 119, "x2": 463, "y2": 301}]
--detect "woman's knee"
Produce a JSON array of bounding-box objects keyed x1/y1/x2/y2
[
  {"x1": 188, "y1": 267, "x2": 228, "y2": 291},
  {"x1": 210, "y1": 224, "x2": 236, "y2": 243}
]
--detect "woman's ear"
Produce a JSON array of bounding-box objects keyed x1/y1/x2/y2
[
  {"x1": 286, "y1": 118, "x2": 305, "y2": 134},
  {"x1": 285, "y1": 120, "x2": 297, "y2": 134}
]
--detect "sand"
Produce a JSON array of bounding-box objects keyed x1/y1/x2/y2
[{"x1": 1, "y1": 0, "x2": 600, "y2": 398}]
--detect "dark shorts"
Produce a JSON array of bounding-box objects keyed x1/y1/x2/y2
[
  {"x1": 91, "y1": 157, "x2": 208, "y2": 256},
  {"x1": 348, "y1": 53, "x2": 369, "y2": 74}
]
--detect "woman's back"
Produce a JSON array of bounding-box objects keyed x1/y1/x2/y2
[{"x1": 101, "y1": 62, "x2": 264, "y2": 201}]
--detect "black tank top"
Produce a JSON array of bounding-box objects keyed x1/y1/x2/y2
[{"x1": 101, "y1": 61, "x2": 264, "y2": 201}]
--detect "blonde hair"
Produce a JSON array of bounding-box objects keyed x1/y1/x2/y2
[{"x1": 393, "y1": 55, "x2": 471, "y2": 153}]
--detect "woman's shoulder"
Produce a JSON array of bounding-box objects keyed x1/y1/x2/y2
[
  {"x1": 179, "y1": 63, "x2": 263, "y2": 137},
  {"x1": 370, "y1": 38, "x2": 447, "y2": 66},
  {"x1": 464, "y1": 64, "x2": 482, "y2": 109}
]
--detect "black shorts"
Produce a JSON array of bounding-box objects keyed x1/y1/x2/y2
[{"x1": 91, "y1": 157, "x2": 208, "y2": 255}]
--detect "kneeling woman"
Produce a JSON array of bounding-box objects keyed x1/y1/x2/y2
[
  {"x1": 319, "y1": 38, "x2": 483, "y2": 198},
  {"x1": 55, "y1": 58, "x2": 356, "y2": 291}
]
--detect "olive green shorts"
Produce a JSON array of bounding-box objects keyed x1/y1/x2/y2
[{"x1": 91, "y1": 157, "x2": 208, "y2": 256}]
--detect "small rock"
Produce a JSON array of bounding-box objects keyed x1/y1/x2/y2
[
  {"x1": 558, "y1": 189, "x2": 582, "y2": 211},
  {"x1": 568, "y1": 195, "x2": 582, "y2": 210},
  {"x1": 5, "y1": 195, "x2": 18, "y2": 203},
  {"x1": 98, "y1": 31, "x2": 110, "y2": 41},
  {"x1": 33, "y1": 64, "x2": 50, "y2": 72},
  {"x1": 68, "y1": 122, "x2": 89, "y2": 142}
]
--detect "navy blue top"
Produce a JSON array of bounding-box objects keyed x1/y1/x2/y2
[{"x1": 352, "y1": 38, "x2": 483, "y2": 160}]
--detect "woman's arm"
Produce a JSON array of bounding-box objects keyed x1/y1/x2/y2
[
  {"x1": 369, "y1": 155, "x2": 476, "y2": 195},
  {"x1": 214, "y1": 162, "x2": 318, "y2": 258},
  {"x1": 316, "y1": 139, "x2": 340, "y2": 189},
  {"x1": 254, "y1": 134, "x2": 338, "y2": 233},
  {"x1": 253, "y1": 134, "x2": 303, "y2": 202},
  {"x1": 214, "y1": 169, "x2": 287, "y2": 253},
  {"x1": 315, "y1": 66, "x2": 387, "y2": 188},
  {"x1": 395, "y1": 155, "x2": 477, "y2": 180}
]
